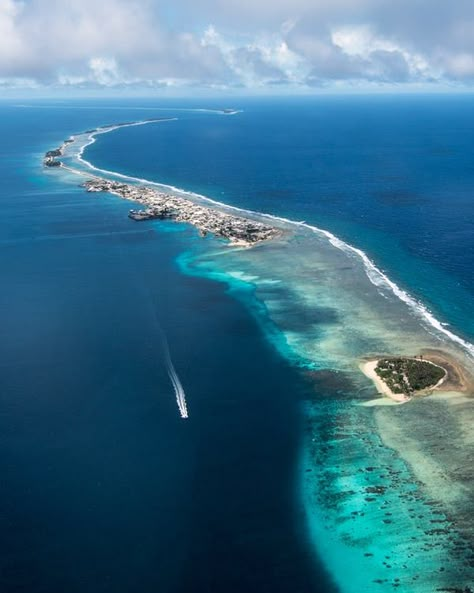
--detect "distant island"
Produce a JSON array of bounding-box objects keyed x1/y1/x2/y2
[
  {"x1": 361, "y1": 356, "x2": 448, "y2": 403},
  {"x1": 43, "y1": 119, "x2": 167, "y2": 168}
]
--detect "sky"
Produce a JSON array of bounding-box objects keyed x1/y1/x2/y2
[{"x1": 1, "y1": 0, "x2": 474, "y2": 94}]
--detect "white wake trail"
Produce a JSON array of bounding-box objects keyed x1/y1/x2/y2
[{"x1": 162, "y1": 336, "x2": 188, "y2": 419}]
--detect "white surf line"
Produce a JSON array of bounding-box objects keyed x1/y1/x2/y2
[
  {"x1": 162, "y1": 335, "x2": 188, "y2": 419},
  {"x1": 65, "y1": 119, "x2": 474, "y2": 361},
  {"x1": 75, "y1": 118, "x2": 178, "y2": 164}
]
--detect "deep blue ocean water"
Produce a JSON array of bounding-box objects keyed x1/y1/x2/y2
[
  {"x1": 0, "y1": 101, "x2": 336, "y2": 592},
  {"x1": 1, "y1": 96, "x2": 473, "y2": 592},
  {"x1": 87, "y1": 96, "x2": 474, "y2": 342}
]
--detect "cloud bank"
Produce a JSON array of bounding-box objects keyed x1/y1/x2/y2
[{"x1": 1, "y1": 0, "x2": 473, "y2": 90}]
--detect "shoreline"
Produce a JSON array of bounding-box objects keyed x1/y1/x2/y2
[
  {"x1": 420, "y1": 348, "x2": 474, "y2": 393},
  {"x1": 45, "y1": 121, "x2": 281, "y2": 248},
  {"x1": 360, "y1": 360, "x2": 410, "y2": 403},
  {"x1": 83, "y1": 178, "x2": 280, "y2": 246},
  {"x1": 41, "y1": 114, "x2": 474, "y2": 590},
  {"x1": 43, "y1": 117, "x2": 474, "y2": 362},
  {"x1": 361, "y1": 352, "x2": 471, "y2": 404}
]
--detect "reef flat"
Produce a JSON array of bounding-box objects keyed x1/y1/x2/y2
[{"x1": 42, "y1": 113, "x2": 474, "y2": 592}]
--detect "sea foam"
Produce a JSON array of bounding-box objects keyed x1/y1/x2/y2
[{"x1": 66, "y1": 118, "x2": 474, "y2": 361}]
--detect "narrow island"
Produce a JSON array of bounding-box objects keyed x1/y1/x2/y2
[
  {"x1": 43, "y1": 119, "x2": 167, "y2": 168},
  {"x1": 361, "y1": 356, "x2": 447, "y2": 403},
  {"x1": 83, "y1": 178, "x2": 279, "y2": 245},
  {"x1": 43, "y1": 122, "x2": 473, "y2": 406},
  {"x1": 42, "y1": 126, "x2": 280, "y2": 247}
]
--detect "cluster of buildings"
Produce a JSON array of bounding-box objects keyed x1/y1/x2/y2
[{"x1": 82, "y1": 178, "x2": 278, "y2": 245}]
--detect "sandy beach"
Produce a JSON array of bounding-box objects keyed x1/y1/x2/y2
[
  {"x1": 360, "y1": 360, "x2": 410, "y2": 403},
  {"x1": 360, "y1": 351, "x2": 473, "y2": 405}
]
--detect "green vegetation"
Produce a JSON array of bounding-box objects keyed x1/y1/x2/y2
[{"x1": 375, "y1": 357, "x2": 446, "y2": 395}]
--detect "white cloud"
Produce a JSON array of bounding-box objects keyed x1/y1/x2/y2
[
  {"x1": 201, "y1": 26, "x2": 306, "y2": 86},
  {"x1": 332, "y1": 25, "x2": 376, "y2": 57},
  {"x1": 0, "y1": 0, "x2": 473, "y2": 90},
  {"x1": 88, "y1": 58, "x2": 121, "y2": 86},
  {"x1": 442, "y1": 53, "x2": 474, "y2": 78},
  {"x1": 330, "y1": 25, "x2": 433, "y2": 81}
]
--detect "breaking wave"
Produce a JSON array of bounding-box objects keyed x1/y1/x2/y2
[{"x1": 67, "y1": 119, "x2": 474, "y2": 360}]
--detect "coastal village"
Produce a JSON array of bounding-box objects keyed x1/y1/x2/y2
[
  {"x1": 83, "y1": 178, "x2": 279, "y2": 245},
  {"x1": 43, "y1": 138, "x2": 279, "y2": 246}
]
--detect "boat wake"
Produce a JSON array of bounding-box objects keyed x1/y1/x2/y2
[
  {"x1": 162, "y1": 334, "x2": 188, "y2": 419},
  {"x1": 65, "y1": 117, "x2": 474, "y2": 361}
]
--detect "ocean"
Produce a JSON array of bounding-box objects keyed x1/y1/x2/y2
[{"x1": 0, "y1": 96, "x2": 473, "y2": 592}]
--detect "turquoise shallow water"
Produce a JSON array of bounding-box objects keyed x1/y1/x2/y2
[
  {"x1": 75, "y1": 99, "x2": 474, "y2": 591},
  {"x1": 2, "y1": 98, "x2": 473, "y2": 592},
  {"x1": 174, "y1": 217, "x2": 474, "y2": 592},
  {"x1": 63, "y1": 99, "x2": 474, "y2": 590},
  {"x1": 85, "y1": 96, "x2": 474, "y2": 344}
]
